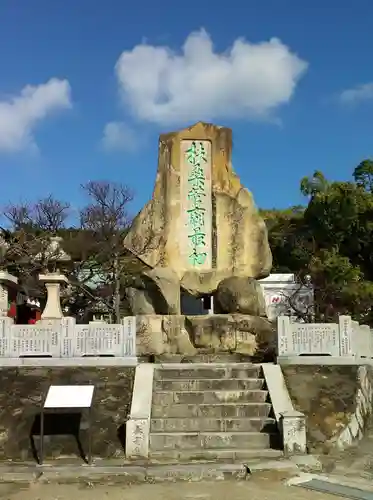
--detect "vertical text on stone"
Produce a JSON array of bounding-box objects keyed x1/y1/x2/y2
[{"x1": 180, "y1": 140, "x2": 212, "y2": 270}]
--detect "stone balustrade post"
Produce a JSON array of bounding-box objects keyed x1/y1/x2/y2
[
  {"x1": 280, "y1": 410, "x2": 307, "y2": 456},
  {"x1": 126, "y1": 364, "x2": 154, "y2": 458},
  {"x1": 338, "y1": 315, "x2": 355, "y2": 356},
  {"x1": 121, "y1": 316, "x2": 137, "y2": 357},
  {"x1": 277, "y1": 315, "x2": 291, "y2": 356},
  {"x1": 59, "y1": 316, "x2": 76, "y2": 357},
  {"x1": 0, "y1": 315, "x2": 13, "y2": 357},
  {"x1": 359, "y1": 324, "x2": 371, "y2": 358}
]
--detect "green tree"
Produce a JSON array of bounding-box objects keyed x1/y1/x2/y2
[
  {"x1": 300, "y1": 170, "x2": 328, "y2": 197},
  {"x1": 264, "y1": 165, "x2": 373, "y2": 324},
  {"x1": 309, "y1": 248, "x2": 373, "y2": 323},
  {"x1": 353, "y1": 159, "x2": 373, "y2": 192}
]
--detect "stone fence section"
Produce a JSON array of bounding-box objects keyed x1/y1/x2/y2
[
  {"x1": 278, "y1": 315, "x2": 372, "y2": 358},
  {"x1": 0, "y1": 316, "x2": 136, "y2": 359}
]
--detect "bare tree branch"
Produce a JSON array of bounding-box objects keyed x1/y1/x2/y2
[
  {"x1": 1, "y1": 197, "x2": 72, "y2": 301},
  {"x1": 3, "y1": 196, "x2": 70, "y2": 233},
  {"x1": 276, "y1": 276, "x2": 315, "y2": 323},
  {"x1": 3, "y1": 204, "x2": 33, "y2": 230},
  {"x1": 34, "y1": 196, "x2": 70, "y2": 232},
  {"x1": 78, "y1": 180, "x2": 135, "y2": 322}
]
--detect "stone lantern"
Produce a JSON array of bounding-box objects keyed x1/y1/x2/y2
[
  {"x1": 37, "y1": 237, "x2": 71, "y2": 320},
  {"x1": 0, "y1": 235, "x2": 18, "y2": 318},
  {"x1": 0, "y1": 271, "x2": 18, "y2": 318}
]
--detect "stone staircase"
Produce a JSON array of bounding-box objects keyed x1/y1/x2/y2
[{"x1": 149, "y1": 363, "x2": 283, "y2": 461}]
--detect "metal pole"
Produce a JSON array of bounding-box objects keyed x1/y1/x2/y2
[
  {"x1": 88, "y1": 407, "x2": 92, "y2": 465},
  {"x1": 40, "y1": 409, "x2": 44, "y2": 465}
]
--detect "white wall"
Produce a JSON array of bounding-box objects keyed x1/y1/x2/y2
[{"x1": 258, "y1": 274, "x2": 314, "y2": 321}]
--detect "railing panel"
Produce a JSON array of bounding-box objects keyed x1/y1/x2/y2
[
  {"x1": 0, "y1": 316, "x2": 137, "y2": 359},
  {"x1": 289, "y1": 322, "x2": 339, "y2": 356},
  {"x1": 277, "y1": 314, "x2": 373, "y2": 359},
  {"x1": 10, "y1": 325, "x2": 60, "y2": 357},
  {"x1": 74, "y1": 324, "x2": 124, "y2": 356}
]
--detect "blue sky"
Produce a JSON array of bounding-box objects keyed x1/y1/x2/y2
[{"x1": 1, "y1": 0, "x2": 373, "y2": 218}]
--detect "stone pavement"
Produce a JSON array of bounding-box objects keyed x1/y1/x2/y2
[{"x1": 0, "y1": 473, "x2": 345, "y2": 500}]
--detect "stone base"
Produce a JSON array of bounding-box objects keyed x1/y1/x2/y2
[
  {"x1": 136, "y1": 314, "x2": 276, "y2": 360},
  {"x1": 152, "y1": 352, "x2": 254, "y2": 363}
]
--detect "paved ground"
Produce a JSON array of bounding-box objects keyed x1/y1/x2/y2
[
  {"x1": 320, "y1": 422, "x2": 373, "y2": 481},
  {"x1": 0, "y1": 473, "x2": 345, "y2": 500}
]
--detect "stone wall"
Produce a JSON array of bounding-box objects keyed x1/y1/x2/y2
[
  {"x1": 333, "y1": 365, "x2": 373, "y2": 449},
  {"x1": 282, "y1": 365, "x2": 359, "y2": 453},
  {"x1": 0, "y1": 367, "x2": 135, "y2": 462}
]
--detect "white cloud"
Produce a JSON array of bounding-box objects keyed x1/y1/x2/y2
[
  {"x1": 101, "y1": 121, "x2": 138, "y2": 152},
  {"x1": 114, "y1": 29, "x2": 308, "y2": 125},
  {"x1": 0, "y1": 78, "x2": 72, "y2": 153},
  {"x1": 340, "y1": 82, "x2": 373, "y2": 105}
]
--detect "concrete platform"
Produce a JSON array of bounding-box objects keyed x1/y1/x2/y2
[
  {"x1": 277, "y1": 356, "x2": 371, "y2": 365},
  {"x1": 0, "y1": 458, "x2": 300, "y2": 484},
  {"x1": 0, "y1": 357, "x2": 138, "y2": 367}
]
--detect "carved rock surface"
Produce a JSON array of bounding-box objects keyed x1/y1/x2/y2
[
  {"x1": 215, "y1": 276, "x2": 267, "y2": 316},
  {"x1": 136, "y1": 315, "x2": 196, "y2": 356},
  {"x1": 124, "y1": 122, "x2": 272, "y2": 297},
  {"x1": 135, "y1": 314, "x2": 274, "y2": 357}
]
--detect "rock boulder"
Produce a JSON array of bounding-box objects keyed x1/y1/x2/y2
[
  {"x1": 215, "y1": 276, "x2": 267, "y2": 316},
  {"x1": 135, "y1": 314, "x2": 275, "y2": 358},
  {"x1": 126, "y1": 268, "x2": 180, "y2": 315},
  {"x1": 124, "y1": 122, "x2": 272, "y2": 299}
]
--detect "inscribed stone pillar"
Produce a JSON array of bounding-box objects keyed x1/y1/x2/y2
[{"x1": 123, "y1": 122, "x2": 272, "y2": 297}]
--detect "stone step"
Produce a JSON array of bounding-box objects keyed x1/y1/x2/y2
[
  {"x1": 149, "y1": 448, "x2": 283, "y2": 462},
  {"x1": 152, "y1": 390, "x2": 268, "y2": 405},
  {"x1": 150, "y1": 417, "x2": 277, "y2": 433},
  {"x1": 154, "y1": 378, "x2": 264, "y2": 392},
  {"x1": 151, "y1": 402, "x2": 272, "y2": 418},
  {"x1": 149, "y1": 432, "x2": 273, "y2": 451},
  {"x1": 154, "y1": 365, "x2": 261, "y2": 380}
]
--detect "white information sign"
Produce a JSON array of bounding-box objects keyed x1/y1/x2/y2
[{"x1": 44, "y1": 385, "x2": 94, "y2": 409}]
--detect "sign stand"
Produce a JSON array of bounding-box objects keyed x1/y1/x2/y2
[{"x1": 39, "y1": 385, "x2": 95, "y2": 466}]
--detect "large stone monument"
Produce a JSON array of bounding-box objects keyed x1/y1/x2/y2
[{"x1": 124, "y1": 122, "x2": 274, "y2": 358}]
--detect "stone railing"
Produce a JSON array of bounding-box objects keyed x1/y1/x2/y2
[
  {"x1": 0, "y1": 270, "x2": 137, "y2": 361},
  {"x1": 278, "y1": 315, "x2": 372, "y2": 358},
  {"x1": 0, "y1": 316, "x2": 136, "y2": 359}
]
